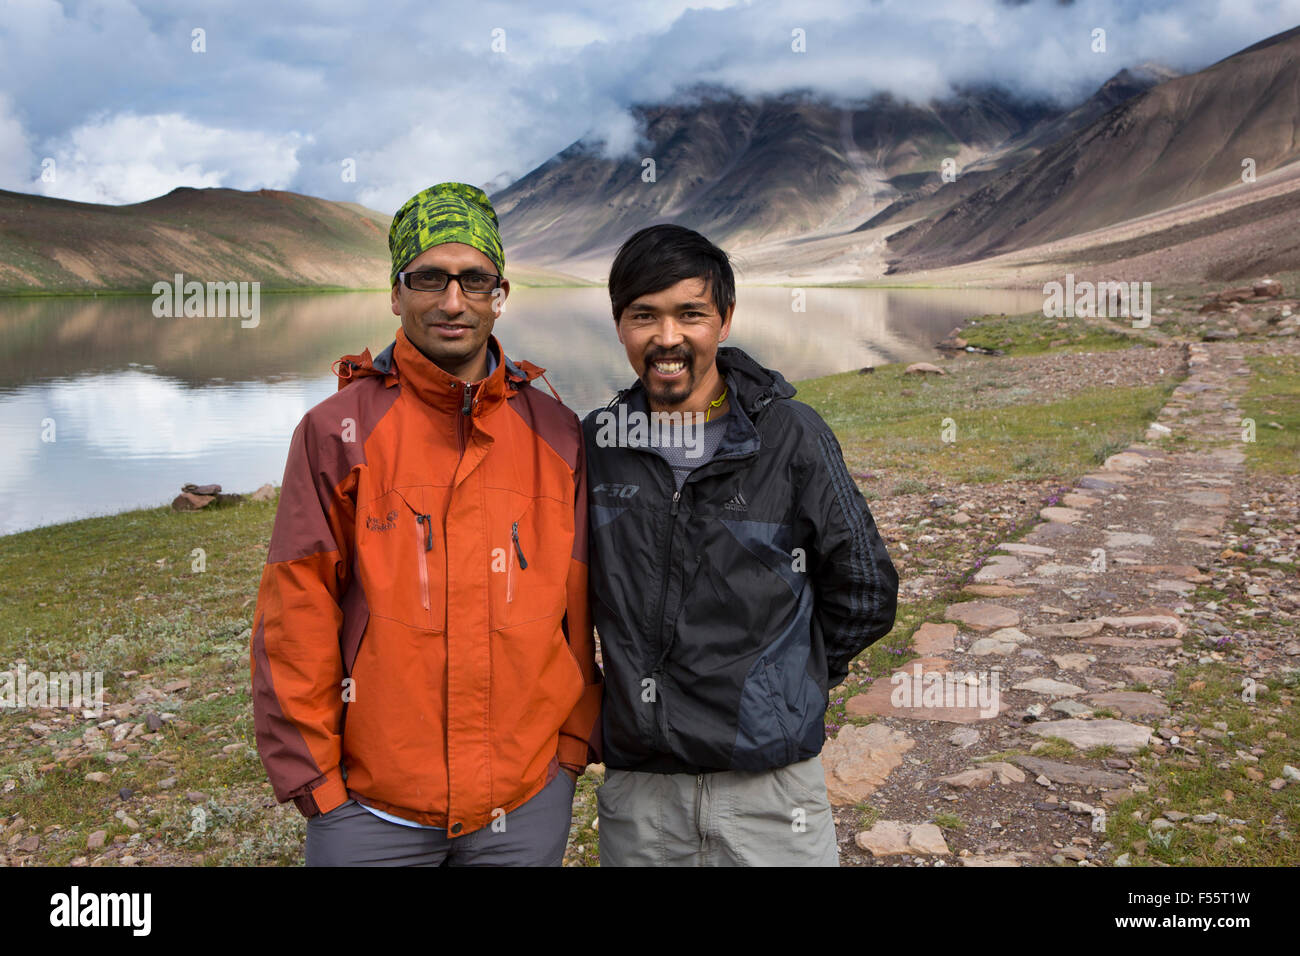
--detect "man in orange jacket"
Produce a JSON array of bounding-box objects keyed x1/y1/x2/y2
[{"x1": 250, "y1": 182, "x2": 602, "y2": 865}]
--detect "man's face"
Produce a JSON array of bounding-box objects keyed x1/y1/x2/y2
[
  {"x1": 616, "y1": 276, "x2": 732, "y2": 409},
  {"x1": 390, "y1": 242, "x2": 509, "y2": 374}
]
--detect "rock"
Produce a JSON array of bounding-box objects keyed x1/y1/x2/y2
[
  {"x1": 1013, "y1": 678, "x2": 1087, "y2": 697},
  {"x1": 855, "y1": 821, "x2": 911, "y2": 856},
  {"x1": 911, "y1": 622, "x2": 957, "y2": 656},
  {"x1": 162, "y1": 679, "x2": 191, "y2": 693},
  {"x1": 171, "y1": 492, "x2": 216, "y2": 512},
  {"x1": 1082, "y1": 635, "x2": 1181, "y2": 649},
  {"x1": 1253, "y1": 279, "x2": 1283, "y2": 297},
  {"x1": 1150, "y1": 818, "x2": 1174, "y2": 832},
  {"x1": 1283, "y1": 765, "x2": 1300, "y2": 782},
  {"x1": 1011, "y1": 756, "x2": 1130, "y2": 788},
  {"x1": 186, "y1": 791, "x2": 207, "y2": 804},
  {"x1": 1040, "y1": 507, "x2": 1085, "y2": 524},
  {"x1": 970, "y1": 638, "x2": 1017, "y2": 656},
  {"x1": 157, "y1": 777, "x2": 177, "y2": 790},
  {"x1": 998, "y1": 543, "x2": 1056, "y2": 556},
  {"x1": 1122, "y1": 665, "x2": 1174, "y2": 685},
  {"x1": 1079, "y1": 476, "x2": 1121, "y2": 492},
  {"x1": 1026, "y1": 719, "x2": 1153, "y2": 753},
  {"x1": 1086, "y1": 691, "x2": 1169, "y2": 718},
  {"x1": 904, "y1": 363, "x2": 946, "y2": 375},
  {"x1": 1052, "y1": 653, "x2": 1093, "y2": 672},
  {"x1": 86, "y1": 830, "x2": 107, "y2": 850},
  {"x1": 84, "y1": 772, "x2": 111, "y2": 784},
  {"x1": 938, "y1": 767, "x2": 994, "y2": 788},
  {"x1": 944, "y1": 602, "x2": 1020, "y2": 631},
  {"x1": 974, "y1": 556, "x2": 1026, "y2": 581},
  {"x1": 949, "y1": 727, "x2": 980, "y2": 749},
  {"x1": 145, "y1": 713, "x2": 165, "y2": 732},
  {"x1": 821, "y1": 724, "x2": 916, "y2": 804},
  {"x1": 1051, "y1": 700, "x2": 1094, "y2": 717},
  {"x1": 983, "y1": 761, "x2": 1026, "y2": 784},
  {"x1": 182, "y1": 483, "x2": 222, "y2": 496},
  {"x1": 951, "y1": 512, "x2": 972, "y2": 525},
  {"x1": 1101, "y1": 452, "x2": 1150, "y2": 472},
  {"x1": 1027, "y1": 621, "x2": 1104, "y2": 639},
  {"x1": 965, "y1": 584, "x2": 1033, "y2": 597},
  {"x1": 1061, "y1": 494, "x2": 1099, "y2": 509},
  {"x1": 250, "y1": 483, "x2": 277, "y2": 502},
  {"x1": 17, "y1": 835, "x2": 39, "y2": 853},
  {"x1": 907, "y1": 823, "x2": 950, "y2": 856},
  {"x1": 1104, "y1": 532, "x2": 1155, "y2": 548}
]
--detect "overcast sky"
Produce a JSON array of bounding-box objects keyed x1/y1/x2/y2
[{"x1": 1, "y1": 0, "x2": 1297, "y2": 212}]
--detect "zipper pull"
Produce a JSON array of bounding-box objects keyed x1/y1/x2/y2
[
  {"x1": 670, "y1": 490, "x2": 681, "y2": 516},
  {"x1": 416, "y1": 514, "x2": 432, "y2": 551},
  {"x1": 462, "y1": 383, "x2": 473, "y2": 416},
  {"x1": 511, "y1": 521, "x2": 528, "y2": 570}
]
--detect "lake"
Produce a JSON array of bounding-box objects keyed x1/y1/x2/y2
[{"x1": 0, "y1": 286, "x2": 1043, "y2": 535}]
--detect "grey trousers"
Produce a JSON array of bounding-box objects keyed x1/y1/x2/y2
[
  {"x1": 597, "y1": 754, "x2": 840, "y2": 866},
  {"x1": 305, "y1": 771, "x2": 576, "y2": 866}
]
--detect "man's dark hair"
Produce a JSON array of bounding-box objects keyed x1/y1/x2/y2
[{"x1": 608, "y1": 224, "x2": 735, "y2": 323}]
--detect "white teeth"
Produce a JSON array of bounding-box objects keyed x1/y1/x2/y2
[{"x1": 654, "y1": 361, "x2": 685, "y2": 373}]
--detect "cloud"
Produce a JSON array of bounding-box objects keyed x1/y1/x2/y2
[
  {"x1": 32, "y1": 112, "x2": 308, "y2": 205},
  {"x1": 0, "y1": 93, "x2": 36, "y2": 191},
  {"x1": 2, "y1": 0, "x2": 1298, "y2": 209}
]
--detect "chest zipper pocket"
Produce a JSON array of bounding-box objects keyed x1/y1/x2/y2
[
  {"x1": 507, "y1": 520, "x2": 528, "y2": 603},
  {"x1": 414, "y1": 513, "x2": 433, "y2": 611}
]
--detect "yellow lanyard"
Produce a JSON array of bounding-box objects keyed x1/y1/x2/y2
[{"x1": 705, "y1": 387, "x2": 728, "y2": 423}]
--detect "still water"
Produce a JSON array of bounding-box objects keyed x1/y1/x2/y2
[{"x1": 0, "y1": 286, "x2": 1042, "y2": 534}]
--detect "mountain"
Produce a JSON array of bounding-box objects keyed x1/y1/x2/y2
[
  {"x1": 856, "y1": 65, "x2": 1177, "y2": 234},
  {"x1": 885, "y1": 26, "x2": 1300, "y2": 271},
  {"x1": 491, "y1": 86, "x2": 1062, "y2": 273},
  {"x1": 0, "y1": 187, "x2": 396, "y2": 293}
]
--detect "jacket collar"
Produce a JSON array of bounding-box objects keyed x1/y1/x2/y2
[
  {"x1": 334, "y1": 332, "x2": 545, "y2": 418},
  {"x1": 612, "y1": 347, "x2": 795, "y2": 463}
]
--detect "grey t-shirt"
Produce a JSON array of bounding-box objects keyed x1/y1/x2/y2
[{"x1": 650, "y1": 409, "x2": 731, "y2": 489}]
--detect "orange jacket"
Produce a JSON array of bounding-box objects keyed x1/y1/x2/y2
[{"x1": 250, "y1": 329, "x2": 602, "y2": 837}]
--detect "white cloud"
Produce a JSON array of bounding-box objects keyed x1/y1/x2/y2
[
  {"x1": 33, "y1": 112, "x2": 308, "y2": 205},
  {"x1": 0, "y1": 93, "x2": 36, "y2": 190},
  {"x1": 2, "y1": 0, "x2": 1298, "y2": 209}
]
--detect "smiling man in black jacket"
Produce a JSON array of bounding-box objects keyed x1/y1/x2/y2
[{"x1": 584, "y1": 224, "x2": 899, "y2": 866}]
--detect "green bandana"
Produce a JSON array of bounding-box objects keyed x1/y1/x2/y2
[{"x1": 388, "y1": 182, "x2": 505, "y2": 285}]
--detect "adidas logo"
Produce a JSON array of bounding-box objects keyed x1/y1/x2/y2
[{"x1": 723, "y1": 490, "x2": 748, "y2": 512}]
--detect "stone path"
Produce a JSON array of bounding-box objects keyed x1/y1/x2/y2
[{"x1": 822, "y1": 340, "x2": 1298, "y2": 865}]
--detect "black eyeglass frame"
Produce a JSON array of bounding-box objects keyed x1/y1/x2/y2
[{"x1": 396, "y1": 270, "x2": 503, "y2": 295}]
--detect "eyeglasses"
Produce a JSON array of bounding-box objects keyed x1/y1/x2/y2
[{"x1": 396, "y1": 270, "x2": 502, "y2": 296}]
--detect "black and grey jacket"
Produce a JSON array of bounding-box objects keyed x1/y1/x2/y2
[{"x1": 582, "y1": 346, "x2": 898, "y2": 774}]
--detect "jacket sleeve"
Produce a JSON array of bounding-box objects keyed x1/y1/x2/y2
[
  {"x1": 556, "y1": 433, "x2": 604, "y2": 774},
  {"x1": 249, "y1": 412, "x2": 356, "y2": 817},
  {"x1": 794, "y1": 412, "x2": 899, "y2": 689}
]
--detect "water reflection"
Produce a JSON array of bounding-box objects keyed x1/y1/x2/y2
[{"x1": 0, "y1": 285, "x2": 1041, "y2": 534}]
